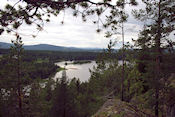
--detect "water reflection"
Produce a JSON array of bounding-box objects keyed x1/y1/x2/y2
[{"x1": 54, "y1": 61, "x2": 97, "y2": 82}]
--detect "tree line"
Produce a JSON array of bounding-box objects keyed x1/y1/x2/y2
[{"x1": 0, "y1": 0, "x2": 174, "y2": 117}]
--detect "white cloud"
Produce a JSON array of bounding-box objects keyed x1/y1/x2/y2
[{"x1": 0, "y1": 0, "x2": 144, "y2": 48}]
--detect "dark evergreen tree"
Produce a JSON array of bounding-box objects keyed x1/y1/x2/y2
[
  {"x1": 51, "y1": 70, "x2": 77, "y2": 117},
  {"x1": 0, "y1": 35, "x2": 25, "y2": 117},
  {"x1": 133, "y1": 0, "x2": 175, "y2": 116},
  {"x1": 0, "y1": 0, "x2": 137, "y2": 37}
]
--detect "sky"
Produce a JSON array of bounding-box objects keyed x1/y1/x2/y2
[{"x1": 0, "y1": 0, "x2": 145, "y2": 49}]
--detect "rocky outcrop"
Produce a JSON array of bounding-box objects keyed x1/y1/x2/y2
[
  {"x1": 93, "y1": 74, "x2": 175, "y2": 117},
  {"x1": 92, "y1": 99, "x2": 154, "y2": 117}
]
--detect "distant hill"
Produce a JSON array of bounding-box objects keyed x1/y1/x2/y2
[
  {"x1": 0, "y1": 42, "x2": 11, "y2": 49},
  {"x1": 0, "y1": 42, "x2": 102, "y2": 52}
]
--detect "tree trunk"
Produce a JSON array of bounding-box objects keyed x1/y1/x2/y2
[
  {"x1": 155, "y1": 0, "x2": 162, "y2": 116},
  {"x1": 17, "y1": 50, "x2": 23, "y2": 117},
  {"x1": 121, "y1": 20, "x2": 125, "y2": 101}
]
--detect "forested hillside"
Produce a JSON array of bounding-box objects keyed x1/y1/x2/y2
[
  {"x1": 0, "y1": 42, "x2": 102, "y2": 52},
  {"x1": 0, "y1": 0, "x2": 174, "y2": 117}
]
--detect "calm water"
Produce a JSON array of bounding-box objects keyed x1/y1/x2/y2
[
  {"x1": 53, "y1": 61, "x2": 97, "y2": 82},
  {"x1": 53, "y1": 60, "x2": 124, "y2": 82}
]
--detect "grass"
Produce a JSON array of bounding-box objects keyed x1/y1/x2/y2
[
  {"x1": 35, "y1": 58, "x2": 49, "y2": 63},
  {"x1": 56, "y1": 67, "x2": 66, "y2": 72}
]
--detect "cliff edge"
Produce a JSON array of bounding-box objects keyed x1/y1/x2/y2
[{"x1": 92, "y1": 99, "x2": 154, "y2": 117}]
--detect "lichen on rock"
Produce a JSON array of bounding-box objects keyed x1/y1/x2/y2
[{"x1": 92, "y1": 99, "x2": 154, "y2": 117}]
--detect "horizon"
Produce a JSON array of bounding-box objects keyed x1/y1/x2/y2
[
  {"x1": 0, "y1": 0, "x2": 144, "y2": 49},
  {"x1": 0, "y1": 0, "x2": 173, "y2": 48},
  {"x1": 0, "y1": 41, "x2": 105, "y2": 49}
]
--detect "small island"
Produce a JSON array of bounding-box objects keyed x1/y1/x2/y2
[{"x1": 73, "y1": 60, "x2": 92, "y2": 64}]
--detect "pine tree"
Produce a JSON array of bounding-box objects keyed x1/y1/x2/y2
[
  {"x1": 11, "y1": 35, "x2": 24, "y2": 117},
  {"x1": 51, "y1": 70, "x2": 77, "y2": 117},
  {"x1": 133, "y1": 0, "x2": 175, "y2": 116},
  {"x1": 0, "y1": 35, "x2": 25, "y2": 117},
  {"x1": 0, "y1": 0, "x2": 137, "y2": 36},
  {"x1": 104, "y1": 0, "x2": 130, "y2": 101}
]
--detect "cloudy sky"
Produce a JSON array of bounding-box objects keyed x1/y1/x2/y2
[{"x1": 0, "y1": 0, "x2": 145, "y2": 48}]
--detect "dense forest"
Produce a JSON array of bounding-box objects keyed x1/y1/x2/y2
[
  {"x1": 1, "y1": 38, "x2": 175, "y2": 117},
  {"x1": 0, "y1": 49, "x2": 100, "y2": 62},
  {"x1": 0, "y1": 0, "x2": 175, "y2": 117}
]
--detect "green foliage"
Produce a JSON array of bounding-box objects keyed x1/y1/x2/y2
[
  {"x1": 0, "y1": 36, "x2": 25, "y2": 117},
  {"x1": 1, "y1": 38, "x2": 175, "y2": 117},
  {"x1": 73, "y1": 60, "x2": 91, "y2": 64},
  {"x1": 0, "y1": 0, "x2": 174, "y2": 116},
  {"x1": 0, "y1": 0, "x2": 138, "y2": 37},
  {"x1": 28, "y1": 81, "x2": 47, "y2": 117},
  {"x1": 50, "y1": 71, "x2": 78, "y2": 117},
  {"x1": 132, "y1": 0, "x2": 175, "y2": 116}
]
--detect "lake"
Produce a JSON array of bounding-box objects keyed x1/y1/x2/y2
[
  {"x1": 53, "y1": 61, "x2": 97, "y2": 82},
  {"x1": 53, "y1": 60, "x2": 125, "y2": 82}
]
